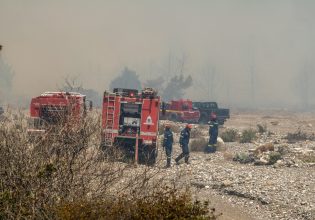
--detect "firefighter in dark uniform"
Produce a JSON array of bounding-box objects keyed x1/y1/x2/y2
[
  {"x1": 175, "y1": 124, "x2": 192, "y2": 164},
  {"x1": 163, "y1": 124, "x2": 174, "y2": 168},
  {"x1": 205, "y1": 112, "x2": 219, "y2": 153}
]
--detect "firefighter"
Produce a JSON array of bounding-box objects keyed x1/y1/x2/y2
[
  {"x1": 205, "y1": 112, "x2": 219, "y2": 153},
  {"x1": 163, "y1": 123, "x2": 174, "y2": 168},
  {"x1": 175, "y1": 124, "x2": 192, "y2": 164}
]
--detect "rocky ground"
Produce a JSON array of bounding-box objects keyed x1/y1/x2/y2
[{"x1": 155, "y1": 111, "x2": 315, "y2": 220}]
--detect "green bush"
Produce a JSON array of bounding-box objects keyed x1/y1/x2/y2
[
  {"x1": 190, "y1": 138, "x2": 208, "y2": 152},
  {"x1": 240, "y1": 129, "x2": 257, "y2": 143},
  {"x1": 233, "y1": 153, "x2": 255, "y2": 164},
  {"x1": 257, "y1": 124, "x2": 267, "y2": 134},
  {"x1": 268, "y1": 152, "x2": 282, "y2": 165},
  {"x1": 221, "y1": 129, "x2": 238, "y2": 142}
]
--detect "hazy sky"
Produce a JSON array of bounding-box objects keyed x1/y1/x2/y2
[{"x1": 1, "y1": 0, "x2": 315, "y2": 108}]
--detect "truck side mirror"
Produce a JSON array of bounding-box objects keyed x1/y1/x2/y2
[{"x1": 89, "y1": 101, "x2": 93, "y2": 111}]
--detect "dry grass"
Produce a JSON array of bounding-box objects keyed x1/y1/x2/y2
[
  {"x1": 0, "y1": 111, "x2": 218, "y2": 219},
  {"x1": 190, "y1": 138, "x2": 208, "y2": 152}
]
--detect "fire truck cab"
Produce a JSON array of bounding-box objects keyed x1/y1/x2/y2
[
  {"x1": 101, "y1": 88, "x2": 160, "y2": 164},
  {"x1": 28, "y1": 92, "x2": 91, "y2": 133},
  {"x1": 161, "y1": 99, "x2": 200, "y2": 123}
]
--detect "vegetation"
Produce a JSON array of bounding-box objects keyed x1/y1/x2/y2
[
  {"x1": 285, "y1": 129, "x2": 315, "y2": 143},
  {"x1": 240, "y1": 128, "x2": 257, "y2": 143},
  {"x1": 190, "y1": 138, "x2": 208, "y2": 152},
  {"x1": 298, "y1": 154, "x2": 315, "y2": 163},
  {"x1": 221, "y1": 128, "x2": 238, "y2": 142},
  {"x1": 256, "y1": 123, "x2": 267, "y2": 134},
  {"x1": 0, "y1": 111, "x2": 217, "y2": 219},
  {"x1": 233, "y1": 153, "x2": 255, "y2": 164},
  {"x1": 190, "y1": 128, "x2": 203, "y2": 139},
  {"x1": 268, "y1": 152, "x2": 282, "y2": 165},
  {"x1": 110, "y1": 67, "x2": 142, "y2": 91}
]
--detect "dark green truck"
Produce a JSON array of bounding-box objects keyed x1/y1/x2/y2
[{"x1": 193, "y1": 102, "x2": 230, "y2": 125}]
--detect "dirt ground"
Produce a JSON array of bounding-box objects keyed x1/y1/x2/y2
[{"x1": 157, "y1": 110, "x2": 315, "y2": 220}]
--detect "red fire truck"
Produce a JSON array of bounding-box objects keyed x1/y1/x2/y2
[
  {"x1": 28, "y1": 92, "x2": 91, "y2": 133},
  {"x1": 101, "y1": 88, "x2": 160, "y2": 164},
  {"x1": 161, "y1": 99, "x2": 200, "y2": 123}
]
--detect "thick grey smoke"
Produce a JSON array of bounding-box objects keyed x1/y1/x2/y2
[
  {"x1": 0, "y1": 0, "x2": 315, "y2": 109},
  {"x1": 0, "y1": 53, "x2": 14, "y2": 104}
]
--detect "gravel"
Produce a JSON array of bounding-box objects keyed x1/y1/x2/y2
[{"x1": 156, "y1": 112, "x2": 315, "y2": 220}]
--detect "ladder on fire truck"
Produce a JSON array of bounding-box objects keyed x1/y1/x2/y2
[{"x1": 104, "y1": 93, "x2": 116, "y2": 147}]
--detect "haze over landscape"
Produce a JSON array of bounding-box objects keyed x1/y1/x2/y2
[{"x1": 1, "y1": 0, "x2": 315, "y2": 109}]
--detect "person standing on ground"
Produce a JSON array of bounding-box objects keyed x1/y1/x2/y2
[
  {"x1": 206, "y1": 112, "x2": 219, "y2": 153},
  {"x1": 163, "y1": 123, "x2": 174, "y2": 168},
  {"x1": 175, "y1": 124, "x2": 192, "y2": 164}
]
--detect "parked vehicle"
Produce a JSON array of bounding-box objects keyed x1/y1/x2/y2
[
  {"x1": 28, "y1": 92, "x2": 92, "y2": 134},
  {"x1": 193, "y1": 101, "x2": 230, "y2": 125},
  {"x1": 101, "y1": 88, "x2": 160, "y2": 165},
  {"x1": 160, "y1": 99, "x2": 200, "y2": 123}
]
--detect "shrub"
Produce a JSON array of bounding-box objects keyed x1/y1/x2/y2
[
  {"x1": 190, "y1": 138, "x2": 208, "y2": 152},
  {"x1": 233, "y1": 153, "x2": 255, "y2": 164},
  {"x1": 221, "y1": 129, "x2": 238, "y2": 142},
  {"x1": 257, "y1": 124, "x2": 267, "y2": 134},
  {"x1": 298, "y1": 154, "x2": 315, "y2": 163},
  {"x1": 190, "y1": 128, "x2": 203, "y2": 139},
  {"x1": 0, "y1": 111, "x2": 219, "y2": 219},
  {"x1": 55, "y1": 189, "x2": 218, "y2": 220},
  {"x1": 285, "y1": 129, "x2": 315, "y2": 143},
  {"x1": 240, "y1": 129, "x2": 257, "y2": 143},
  {"x1": 268, "y1": 152, "x2": 282, "y2": 165}
]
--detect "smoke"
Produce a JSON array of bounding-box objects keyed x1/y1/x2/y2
[
  {"x1": 0, "y1": 54, "x2": 14, "y2": 104},
  {"x1": 1, "y1": 1, "x2": 315, "y2": 109}
]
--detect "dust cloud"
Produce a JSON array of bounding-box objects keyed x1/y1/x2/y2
[{"x1": 0, "y1": 0, "x2": 314, "y2": 109}]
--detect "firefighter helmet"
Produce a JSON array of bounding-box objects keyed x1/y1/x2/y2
[
  {"x1": 186, "y1": 124, "x2": 193, "y2": 129},
  {"x1": 211, "y1": 112, "x2": 217, "y2": 119}
]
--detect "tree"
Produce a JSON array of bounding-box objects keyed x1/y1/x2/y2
[
  {"x1": 143, "y1": 76, "x2": 165, "y2": 92},
  {"x1": 110, "y1": 67, "x2": 141, "y2": 91},
  {"x1": 61, "y1": 76, "x2": 102, "y2": 107},
  {"x1": 162, "y1": 74, "x2": 193, "y2": 101}
]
